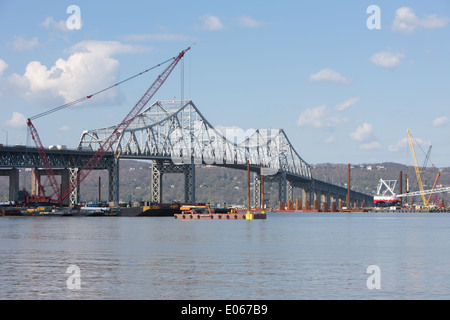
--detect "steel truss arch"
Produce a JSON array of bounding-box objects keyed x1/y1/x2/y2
[{"x1": 77, "y1": 100, "x2": 312, "y2": 180}]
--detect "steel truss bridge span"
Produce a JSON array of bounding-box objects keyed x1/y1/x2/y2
[
  {"x1": 77, "y1": 100, "x2": 372, "y2": 206},
  {"x1": 78, "y1": 100, "x2": 311, "y2": 180}
]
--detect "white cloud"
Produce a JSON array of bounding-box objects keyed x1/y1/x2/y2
[
  {"x1": 236, "y1": 15, "x2": 264, "y2": 28},
  {"x1": 40, "y1": 17, "x2": 70, "y2": 32},
  {"x1": 0, "y1": 59, "x2": 8, "y2": 77},
  {"x1": 123, "y1": 33, "x2": 193, "y2": 42},
  {"x1": 350, "y1": 123, "x2": 374, "y2": 142},
  {"x1": 325, "y1": 136, "x2": 336, "y2": 143},
  {"x1": 58, "y1": 125, "x2": 71, "y2": 131},
  {"x1": 297, "y1": 105, "x2": 326, "y2": 128},
  {"x1": 360, "y1": 141, "x2": 381, "y2": 150},
  {"x1": 392, "y1": 7, "x2": 450, "y2": 34},
  {"x1": 68, "y1": 40, "x2": 151, "y2": 56},
  {"x1": 389, "y1": 137, "x2": 431, "y2": 152},
  {"x1": 4, "y1": 112, "x2": 27, "y2": 128},
  {"x1": 389, "y1": 138, "x2": 406, "y2": 152},
  {"x1": 8, "y1": 35, "x2": 39, "y2": 51},
  {"x1": 334, "y1": 96, "x2": 360, "y2": 111},
  {"x1": 5, "y1": 40, "x2": 151, "y2": 106},
  {"x1": 432, "y1": 116, "x2": 449, "y2": 127},
  {"x1": 350, "y1": 123, "x2": 381, "y2": 150},
  {"x1": 199, "y1": 14, "x2": 224, "y2": 31},
  {"x1": 308, "y1": 68, "x2": 352, "y2": 84},
  {"x1": 297, "y1": 105, "x2": 346, "y2": 128},
  {"x1": 370, "y1": 51, "x2": 404, "y2": 69}
]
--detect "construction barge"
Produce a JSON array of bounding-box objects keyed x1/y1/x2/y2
[{"x1": 174, "y1": 204, "x2": 267, "y2": 220}]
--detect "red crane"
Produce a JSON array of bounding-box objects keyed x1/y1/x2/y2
[
  {"x1": 27, "y1": 47, "x2": 190, "y2": 204},
  {"x1": 428, "y1": 172, "x2": 441, "y2": 205}
]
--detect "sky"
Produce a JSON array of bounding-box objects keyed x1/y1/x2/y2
[{"x1": 0, "y1": 0, "x2": 449, "y2": 167}]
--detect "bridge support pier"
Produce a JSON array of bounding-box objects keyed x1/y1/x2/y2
[
  {"x1": 253, "y1": 172, "x2": 289, "y2": 208},
  {"x1": 253, "y1": 173, "x2": 261, "y2": 209},
  {"x1": 151, "y1": 161, "x2": 163, "y2": 203},
  {"x1": 108, "y1": 157, "x2": 120, "y2": 205},
  {"x1": 253, "y1": 173, "x2": 313, "y2": 210},
  {"x1": 184, "y1": 161, "x2": 195, "y2": 203},
  {"x1": 28, "y1": 161, "x2": 118, "y2": 206},
  {"x1": 287, "y1": 180, "x2": 294, "y2": 203},
  {"x1": 0, "y1": 168, "x2": 19, "y2": 201},
  {"x1": 69, "y1": 168, "x2": 80, "y2": 206},
  {"x1": 278, "y1": 173, "x2": 287, "y2": 205},
  {"x1": 151, "y1": 160, "x2": 195, "y2": 204},
  {"x1": 301, "y1": 189, "x2": 309, "y2": 209},
  {"x1": 31, "y1": 168, "x2": 71, "y2": 206}
]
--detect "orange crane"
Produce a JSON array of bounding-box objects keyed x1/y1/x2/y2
[{"x1": 27, "y1": 47, "x2": 190, "y2": 204}]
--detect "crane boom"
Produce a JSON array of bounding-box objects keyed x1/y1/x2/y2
[
  {"x1": 421, "y1": 145, "x2": 432, "y2": 172},
  {"x1": 61, "y1": 47, "x2": 190, "y2": 201},
  {"x1": 396, "y1": 185, "x2": 450, "y2": 198},
  {"x1": 427, "y1": 172, "x2": 441, "y2": 204},
  {"x1": 27, "y1": 47, "x2": 190, "y2": 203},
  {"x1": 27, "y1": 119, "x2": 63, "y2": 202},
  {"x1": 407, "y1": 129, "x2": 428, "y2": 206}
]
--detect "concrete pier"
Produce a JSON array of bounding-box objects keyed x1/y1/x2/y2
[{"x1": 0, "y1": 168, "x2": 19, "y2": 201}]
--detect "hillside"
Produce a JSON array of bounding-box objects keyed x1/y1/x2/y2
[{"x1": 1, "y1": 160, "x2": 449, "y2": 206}]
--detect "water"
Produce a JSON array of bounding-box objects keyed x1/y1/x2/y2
[{"x1": 2, "y1": 212, "x2": 450, "y2": 300}]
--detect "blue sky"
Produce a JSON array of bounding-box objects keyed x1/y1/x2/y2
[{"x1": 0, "y1": 1, "x2": 449, "y2": 167}]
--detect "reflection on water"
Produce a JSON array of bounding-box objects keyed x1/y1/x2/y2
[{"x1": 2, "y1": 212, "x2": 450, "y2": 299}]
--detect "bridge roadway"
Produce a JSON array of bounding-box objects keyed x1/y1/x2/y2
[
  {"x1": 0, "y1": 145, "x2": 373, "y2": 208},
  {"x1": 0, "y1": 145, "x2": 118, "y2": 206}
]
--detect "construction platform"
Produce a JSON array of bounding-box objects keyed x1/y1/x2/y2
[{"x1": 174, "y1": 212, "x2": 267, "y2": 220}]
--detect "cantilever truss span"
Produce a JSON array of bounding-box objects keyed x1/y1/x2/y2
[{"x1": 77, "y1": 100, "x2": 312, "y2": 181}]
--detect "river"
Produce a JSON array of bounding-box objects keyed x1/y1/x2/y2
[{"x1": 2, "y1": 212, "x2": 450, "y2": 300}]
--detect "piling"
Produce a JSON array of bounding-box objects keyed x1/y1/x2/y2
[
  {"x1": 405, "y1": 173, "x2": 408, "y2": 204},
  {"x1": 247, "y1": 160, "x2": 250, "y2": 212},
  {"x1": 331, "y1": 201, "x2": 337, "y2": 212},
  {"x1": 261, "y1": 161, "x2": 264, "y2": 212},
  {"x1": 313, "y1": 200, "x2": 319, "y2": 211},
  {"x1": 304, "y1": 199, "x2": 311, "y2": 210},
  {"x1": 295, "y1": 198, "x2": 302, "y2": 210},
  {"x1": 246, "y1": 160, "x2": 252, "y2": 220},
  {"x1": 346, "y1": 164, "x2": 351, "y2": 208},
  {"x1": 287, "y1": 200, "x2": 294, "y2": 210}
]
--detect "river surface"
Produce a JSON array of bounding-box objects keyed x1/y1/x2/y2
[{"x1": 1, "y1": 212, "x2": 450, "y2": 300}]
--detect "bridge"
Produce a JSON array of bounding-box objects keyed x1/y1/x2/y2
[
  {"x1": 0, "y1": 100, "x2": 372, "y2": 208},
  {"x1": 0, "y1": 145, "x2": 117, "y2": 206},
  {"x1": 78, "y1": 99, "x2": 372, "y2": 208}
]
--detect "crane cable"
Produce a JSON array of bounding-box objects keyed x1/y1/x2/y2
[{"x1": 28, "y1": 56, "x2": 175, "y2": 121}]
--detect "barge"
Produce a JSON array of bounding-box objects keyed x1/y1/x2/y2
[{"x1": 174, "y1": 204, "x2": 267, "y2": 220}]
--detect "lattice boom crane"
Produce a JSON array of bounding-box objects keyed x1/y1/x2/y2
[
  {"x1": 407, "y1": 129, "x2": 428, "y2": 206},
  {"x1": 27, "y1": 47, "x2": 191, "y2": 203}
]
